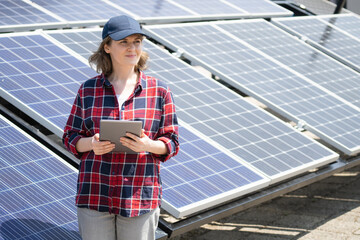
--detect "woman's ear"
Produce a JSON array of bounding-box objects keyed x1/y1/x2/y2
[{"x1": 104, "y1": 44, "x2": 110, "y2": 53}]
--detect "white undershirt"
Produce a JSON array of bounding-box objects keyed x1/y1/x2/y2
[
  {"x1": 117, "y1": 94, "x2": 129, "y2": 109},
  {"x1": 112, "y1": 74, "x2": 138, "y2": 110}
]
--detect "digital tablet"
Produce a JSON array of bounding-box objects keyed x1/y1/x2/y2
[{"x1": 100, "y1": 120, "x2": 143, "y2": 153}]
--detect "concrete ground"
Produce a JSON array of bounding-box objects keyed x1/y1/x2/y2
[{"x1": 172, "y1": 164, "x2": 360, "y2": 240}]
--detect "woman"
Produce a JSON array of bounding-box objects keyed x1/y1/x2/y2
[{"x1": 63, "y1": 15, "x2": 179, "y2": 240}]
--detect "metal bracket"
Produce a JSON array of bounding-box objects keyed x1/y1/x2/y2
[
  {"x1": 295, "y1": 119, "x2": 307, "y2": 131},
  {"x1": 172, "y1": 48, "x2": 185, "y2": 58}
]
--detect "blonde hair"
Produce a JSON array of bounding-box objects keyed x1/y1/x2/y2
[{"x1": 89, "y1": 36, "x2": 149, "y2": 76}]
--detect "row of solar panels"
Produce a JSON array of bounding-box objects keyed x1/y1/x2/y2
[
  {"x1": 2, "y1": 12, "x2": 360, "y2": 239},
  {"x1": 2, "y1": 13, "x2": 360, "y2": 221},
  {"x1": 0, "y1": 0, "x2": 292, "y2": 32}
]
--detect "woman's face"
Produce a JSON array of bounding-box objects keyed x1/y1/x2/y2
[{"x1": 104, "y1": 34, "x2": 143, "y2": 69}]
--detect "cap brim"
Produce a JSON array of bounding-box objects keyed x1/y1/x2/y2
[{"x1": 109, "y1": 30, "x2": 146, "y2": 41}]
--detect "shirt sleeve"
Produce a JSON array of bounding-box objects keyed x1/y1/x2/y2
[
  {"x1": 62, "y1": 87, "x2": 86, "y2": 159},
  {"x1": 153, "y1": 87, "x2": 179, "y2": 162}
]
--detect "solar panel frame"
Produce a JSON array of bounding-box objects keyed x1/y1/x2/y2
[
  {"x1": 143, "y1": 21, "x2": 360, "y2": 156},
  {"x1": 272, "y1": 14, "x2": 360, "y2": 73},
  {"x1": 0, "y1": 31, "x2": 97, "y2": 137},
  {"x1": 0, "y1": 114, "x2": 80, "y2": 239}
]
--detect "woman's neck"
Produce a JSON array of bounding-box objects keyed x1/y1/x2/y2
[
  {"x1": 108, "y1": 66, "x2": 137, "y2": 83},
  {"x1": 108, "y1": 67, "x2": 138, "y2": 96}
]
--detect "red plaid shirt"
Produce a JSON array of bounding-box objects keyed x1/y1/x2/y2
[{"x1": 63, "y1": 72, "x2": 179, "y2": 217}]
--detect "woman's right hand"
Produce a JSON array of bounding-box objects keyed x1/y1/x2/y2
[{"x1": 91, "y1": 133, "x2": 115, "y2": 155}]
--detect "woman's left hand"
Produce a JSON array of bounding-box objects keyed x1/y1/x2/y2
[{"x1": 120, "y1": 129, "x2": 151, "y2": 153}]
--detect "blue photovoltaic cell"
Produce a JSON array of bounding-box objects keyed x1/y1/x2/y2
[
  {"x1": 0, "y1": 0, "x2": 59, "y2": 26},
  {"x1": 273, "y1": 16, "x2": 360, "y2": 71},
  {"x1": 220, "y1": 19, "x2": 360, "y2": 108},
  {"x1": 0, "y1": 33, "x2": 97, "y2": 137},
  {"x1": 30, "y1": 0, "x2": 126, "y2": 21},
  {"x1": 0, "y1": 114, "x2": 80, "y2": 239},
  {"x1": 143, "y1": 22, "x2": 360, "y2": 155}
]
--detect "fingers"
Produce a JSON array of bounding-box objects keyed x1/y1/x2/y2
[
  {"x1": 92, "y1": 134, "x2": 115, "y2": 155},
  {"x1": 120, "y1": 130, "x2": 148, "y2": 153},
  {"x1": 93, "y1": 133, "x2": 100, "y2": 141},
  {"x1": 94, "y1": 142, "x2": 115, "y2": 155},
  {"x1": 124, "y1": 132, "x2": 139, "y2": 141}
]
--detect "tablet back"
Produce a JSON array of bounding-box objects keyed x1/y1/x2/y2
[{"x1": 100, "y1": 120, "x2": 142, "y2": 153}]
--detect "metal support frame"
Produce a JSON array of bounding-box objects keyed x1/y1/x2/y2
[
  {"x1": 334, "y1": 0, "x2": 347, "y2": 13},
  {"x1": 159, "y1": 157, "x2": 360, "y2": 238}
]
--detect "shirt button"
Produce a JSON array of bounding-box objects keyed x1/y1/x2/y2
[{"x1": 112, "y1": 171, "x2": 115, "y2": 175}]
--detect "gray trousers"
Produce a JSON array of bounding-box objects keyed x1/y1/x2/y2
[{"x1": 77, "y1": 207, "x2": 160, "y2": 240}]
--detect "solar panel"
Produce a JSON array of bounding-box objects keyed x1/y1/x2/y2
[
  {"x1": 161, "y1": 125, "x2": 269, "y2": 218},
  {"x1": 318, "y1": 14, "x2": 360, "y2": 39},
  {"x1": 29, "y1": 0, "x2": 127, "y2": 22},
  {"x1": 0, "y1": 0, "x2": 62, "y2": 32},
  {"x1": 143, "y1": 40, "x2": 337, "y2": 216},
  {"x1": 106, "y1": 0, "x2": 195, "y2": 20},
  {"x1": 0, "y1": 114, "x2": 80, "y2": 239},
  {"x1": 143, "y1": 21, "x2": 360, "y2": 156},
  {"x1": 177, "y1": 0, "x2": 246, "y2": 15},
  {"x1": 45, "y1": 28, "x2": 338, "y2": 184},
  {"x1": 106, "y1": 0, "x2": 292, "y2": 23},
  {"x1": 47, "y1": 29, "x2": 101, "y2": 60},
  {"x1": 0, "y1": 0, "x2": 292, "y2": 32},
  {"x1": 225, "y1": 0, "x2": 292, "y2": 17},
  {"x1": 272, "y1": 15, "x2": 360, "y2": 72},
  {"x1": 221, "y1": 19, "x2": 360, "y2": 109},
  {"x1": 0, "y1": 32, "x2": 97, "y2": 137}
]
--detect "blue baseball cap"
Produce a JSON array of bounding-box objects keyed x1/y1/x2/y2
[{"x1": 102, "y1": 15, "x2": 145, "y2": 40}]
